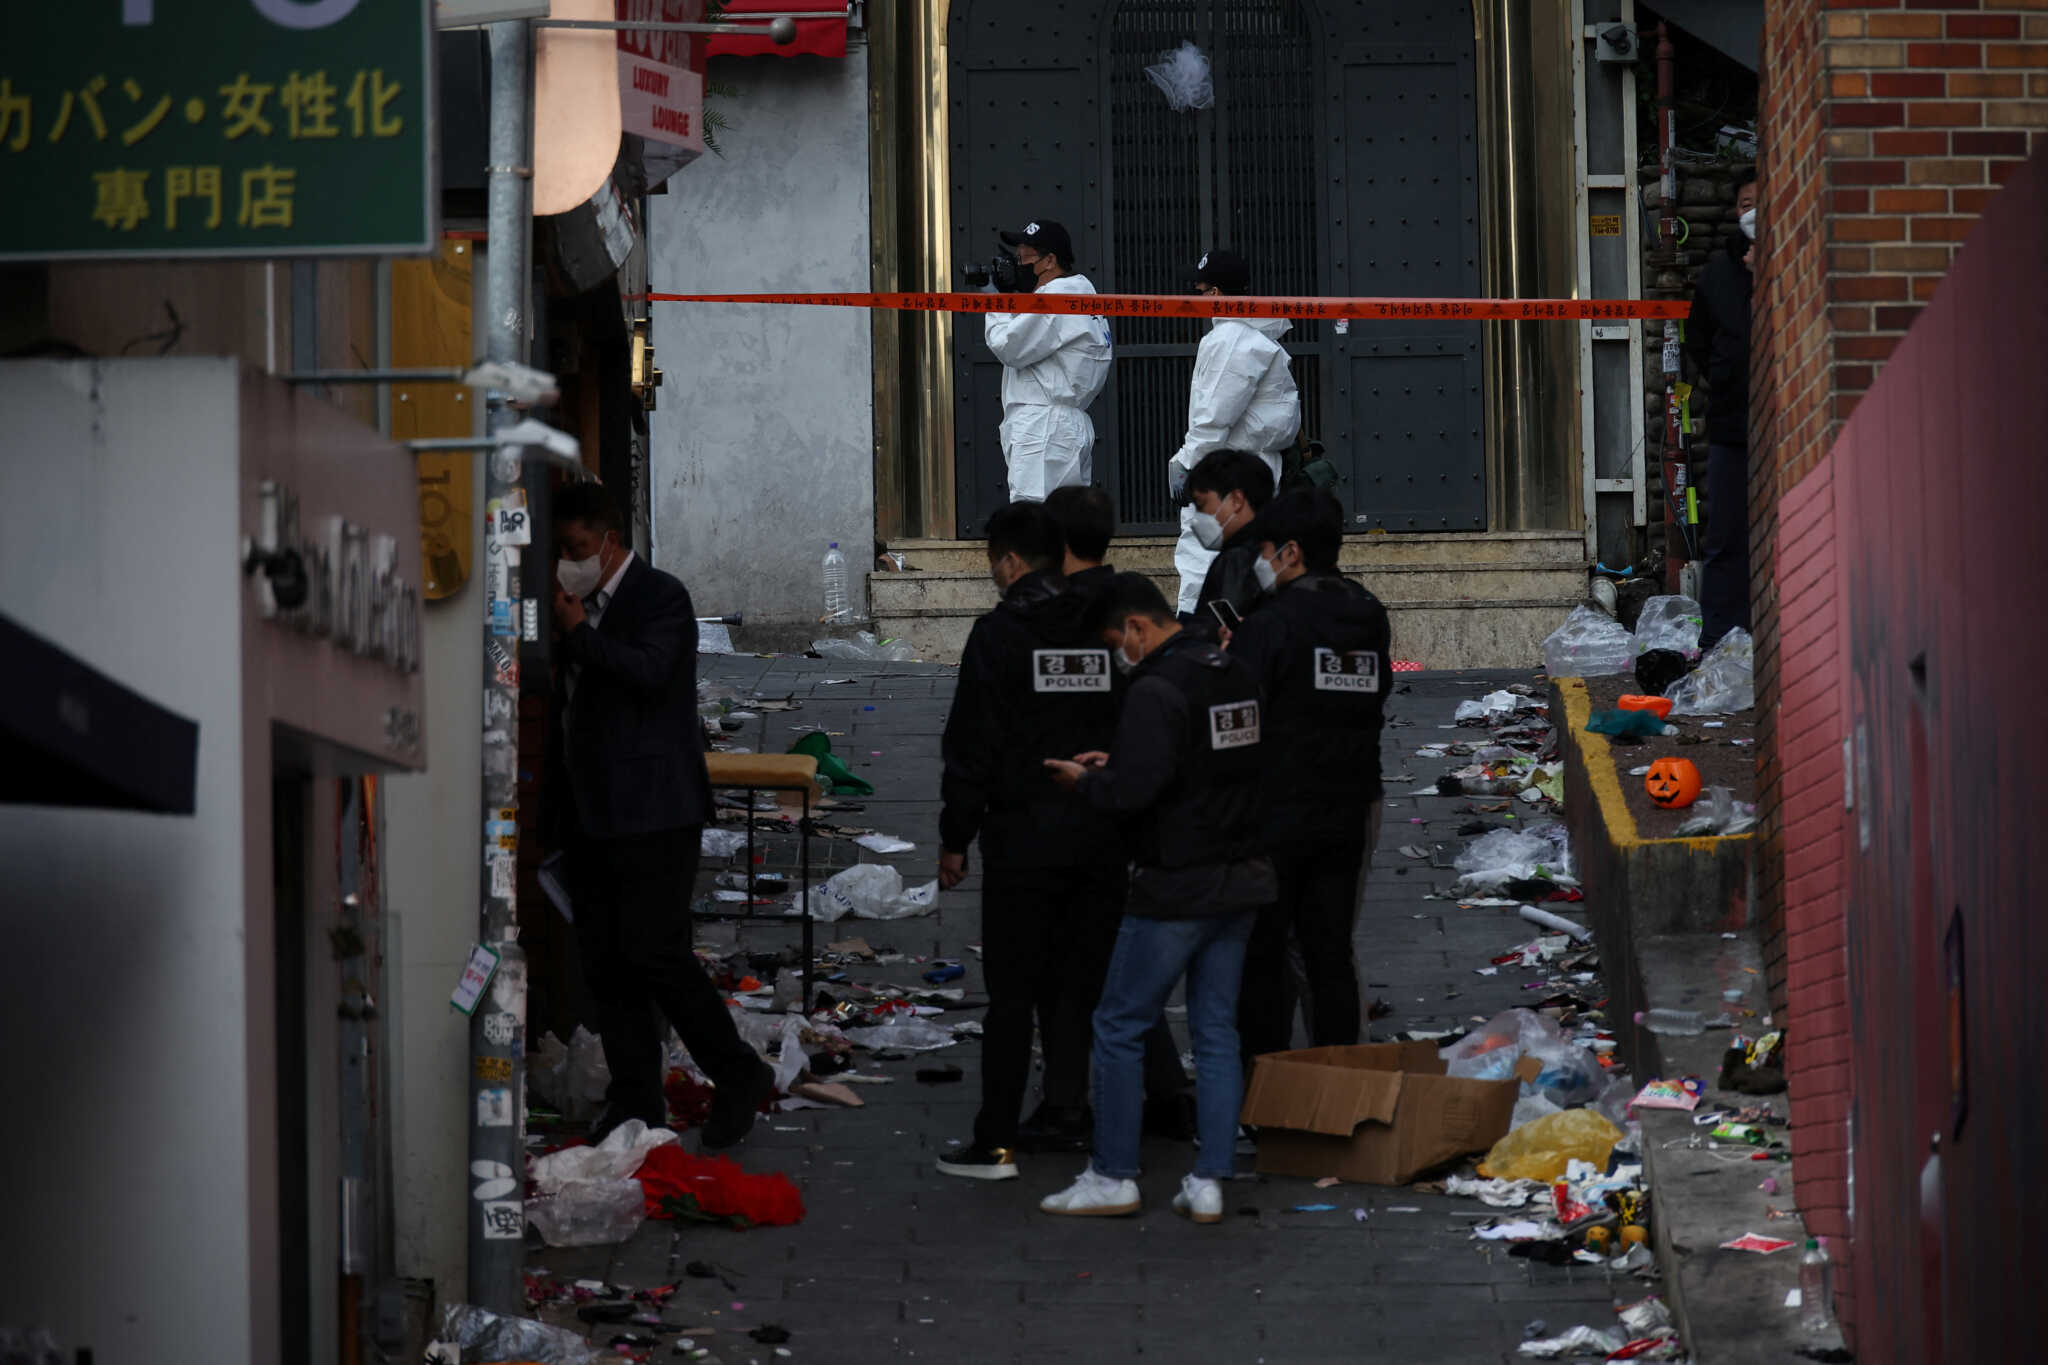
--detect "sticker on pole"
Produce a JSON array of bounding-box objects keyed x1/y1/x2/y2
[
  {"x1": 476, "y1": 1086, "x2": 515, "y2": 1128},
  {"x1": 451, "y1": 942, "x2": 502, "y2": 1016}
]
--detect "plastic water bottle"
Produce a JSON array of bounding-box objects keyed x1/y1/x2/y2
[
  {"x1": 1636, "y1": 1008, "x2": 1704, "y2": 1036},
  {"x1": 822, "y1": 541, "x2": 852, "y2": 623},
  {"x1": 1799, "y1": 1238, "x2": 1834, "y2": 1332}
]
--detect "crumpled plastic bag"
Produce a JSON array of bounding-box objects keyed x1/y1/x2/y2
[
  {"x1": 1479, "y1": 1108, "x2": 1624, "y2": 1182},
  {"x1": 842, "y1": 1016, "x2": 958, "y2": 1052},
  {"x1": 1512, "y1": 1089, "x2": 1564, "y2": 1130},
  {"x1": 1440, "y1": 1008, "x2": 1603, "y2": 1108},
  {"x1": 701, "y1": 827, "x2": 750, "y2": 859},
  {"x1": 1675, "y1": 784, "x2": 1759, "y2": 836},
  {"x1": 529, "y1": 1118, "x2": 678, "y2": 1195},
  {"x1": 434, "y1": 1302, "x2": 601, "y2": 1365},
  {"x1": 524, "y1": 1177, "x2": 649, "y2": 1247},
  {"x1": 1542, "y1": 604, "x2": 1634, "y2": 678},
  {"x1": 1593, "y1": 1073, "x2": 1640, "y2": 1130},
  {"x1": 767, "y1": 1013, "x2": 810, "y2": 1092},
  {"x1": 1517, "y1": 1324, "x2": 1627, "y2": 1358},
  {"x1": 1631, "y1": 595, "x2": 1702, "y2": 659},
  {"x1": 1144, "y1": 40, "x2": 1214, "y2": 111},
  {"x1": 528, "y1": 1024, "x2": 610, "y2": 1122},
  {"x1": 1443, "y1": 1175, "x2": 1543, "y2": 1208},
  {"x1": 803, "y1": 862, "x2": 940, "y2": 922},
  {"x1": 1453, "y1": 690, "x2": 1523, "y2": 725},
  {"x1": 811, "y1": 631, "x2": 917, "y2": 663},
  {"x1": 1453, "y1": 823, "x2": 1576, "y2": 894},
  {"x1": 1664, "y1": 627, "x2": 1754, "y2": 715}
]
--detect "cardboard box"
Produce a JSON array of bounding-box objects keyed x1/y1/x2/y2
[{"x1": 1239, "y1": 1042, "x2": 1533, "y2": 1185}]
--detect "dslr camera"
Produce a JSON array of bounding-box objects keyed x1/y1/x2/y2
[{"x1": 961, "y1": 251, "x2": 1027, "y2": 292}]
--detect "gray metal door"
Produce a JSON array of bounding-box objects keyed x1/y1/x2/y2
[
  {"x1": 1325, "y1": 2, "x2": 1485, "y2": 530},
  {"x1": 948, "y1": 0, "x2": 1482, "y2": 537},
  {"x1": 947, "y1": 3, "x2": 1109, "y2": 537}
]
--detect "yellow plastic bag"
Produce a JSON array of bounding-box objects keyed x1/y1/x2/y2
[{"x1": 1477, "y1": 1108, "x2": 1623, "y2": 1182}]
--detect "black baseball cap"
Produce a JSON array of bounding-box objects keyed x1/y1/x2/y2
[
  {"x1": 1000, "y1": 220, "x2": 1074, "y2": 264},
  {"x1": 1192, "y1": 248, "x2": 1251, "y2": 294}
]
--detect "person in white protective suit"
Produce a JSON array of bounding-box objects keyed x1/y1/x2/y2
[
  {"x1": 983, "y1": 220, "x2": 1114, "y2": 503},
  {"x1": 1166, "y1": 250, "x2": 1301, "y2": 616}
]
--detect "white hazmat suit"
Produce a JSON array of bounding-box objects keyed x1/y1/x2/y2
[
  {"x1": 985, "y1": 274, "x2": 1114, "y2": 502},
  {"x1": 1168, "y1": 316, "x2": 1301, "y2": 613}
]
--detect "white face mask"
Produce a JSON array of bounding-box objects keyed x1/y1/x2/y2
[
  {"x1": 557, "y1": 537, "x2": 610, "y2": 599},
  {"x1": 1738, "y1": 208, "x2": 1757, "y2": 241},
  {"x1": 1190, "y1": 510, "x2": 1226, "y2": 551},
  {"x1": 1112, "y1": 628, "x2": 1142, "y2": 674},
  {"x1": 1252, "y1": 553, "x2": 1278, "y2": 593}
]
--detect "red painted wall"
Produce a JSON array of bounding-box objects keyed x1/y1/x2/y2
[{"x1": 1784, "y1": 151, "x2": 2048, "y2": 1359}]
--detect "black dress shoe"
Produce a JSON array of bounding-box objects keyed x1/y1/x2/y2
[
  {"x1": 588, "y1": 1102, "x2": 666, "y2": 1144},
  {"x1": 700, "y1": 1060, "x2": 777, "y2": 1150},
  {"x1": 1017, "y1": 1103, "x2": 1092, "y2": 1154}
]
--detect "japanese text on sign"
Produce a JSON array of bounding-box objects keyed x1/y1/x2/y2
[{"x1": 1, "y1": 4, "x2": 431, "y2": 261}]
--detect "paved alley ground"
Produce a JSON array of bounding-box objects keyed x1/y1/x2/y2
[{"x1": 528, "y1": 655, "x2": 1631, "y2": 1364}]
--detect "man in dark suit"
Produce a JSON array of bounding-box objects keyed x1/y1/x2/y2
[{"x1": 550, "y1": 482, "x2": 774, "y2": 1147}]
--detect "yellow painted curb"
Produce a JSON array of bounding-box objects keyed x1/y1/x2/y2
[{"x1": 1556, "y1": 677, "x2": 1746, "y2": 852}]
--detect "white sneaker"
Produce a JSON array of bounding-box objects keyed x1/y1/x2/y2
[
  {"x1": 1172, "y1": 1174, "x2": 1223, "y2": 1225},
  {"x1": 1039, "y1": 1164, "x2": 1141, "y2": 1218}
]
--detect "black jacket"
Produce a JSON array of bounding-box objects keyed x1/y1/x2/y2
[
  {"x1": 1065, "y1": 563, "x2": 1116, "y2": 602},
  {"x1": 939, "y1": 570, "x2": 1122, "y2": 870},
  {"x1": 1192, "y1": 523, "x2": 1266, "y2": 638},
  {"x1": 1685, "y1": 248, "x2": 1753, "y2": 447},
  {"x1": 554, "y1": 556, "x2": 713, "y2": 840},
  {"x1": 1078, "y1": 631, "x2": 1275, "y2": 918},
  {"x1": 1230, "y1": 572, "x2": 1392, "y2": 850}
]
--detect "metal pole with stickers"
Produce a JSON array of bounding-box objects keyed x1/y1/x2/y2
[{"x1": 466, "y1": 14, "x2": 538, "y2": 1314}]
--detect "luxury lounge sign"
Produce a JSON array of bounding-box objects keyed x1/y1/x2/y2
[
  {"x1": 616, "y1": 0, "x2": 704, "y2": 156},
  {"x1": 252, "y1": 479, "x2": 421, "y2": 676}
]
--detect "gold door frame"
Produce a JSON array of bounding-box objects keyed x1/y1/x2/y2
[{"x1": 870, "y1": 0, "x2": 1582, "y2": 540}]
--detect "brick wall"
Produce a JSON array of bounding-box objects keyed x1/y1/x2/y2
[
  {"x1": 1751, "y1": 0, "x2": 1830, "y2": 1021},
  {"x1": 1749, "y1": 0, "x2": 2045, "y2": 1348},
  {"x1": 1774, "y1": 458, "x2": 1853, "y2": 1328}
]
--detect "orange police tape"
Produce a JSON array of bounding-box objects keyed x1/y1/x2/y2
[{"x1": 640, "y1": 290, "x2": 1690, "y2": 323}]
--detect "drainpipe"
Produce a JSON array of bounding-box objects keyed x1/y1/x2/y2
[{"x1": 1655, "y1": 21, "x2": 1696, "y2": 591}]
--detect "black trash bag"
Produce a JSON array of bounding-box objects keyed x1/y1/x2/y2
[{"x1": 1636, "y1": 648, "x2": 1690, "y2": 697}]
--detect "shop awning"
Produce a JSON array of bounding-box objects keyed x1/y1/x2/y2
[
  {"x1": 0, "y1": 614, "x2": 198, "y2": 815},
  {"x1": 703, "y1": 1, "x2": 849, "y2": 59}
]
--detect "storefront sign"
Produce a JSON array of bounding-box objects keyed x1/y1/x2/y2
[
  {"x1": 0, "y1": 1, "x2": 433, "y2": 260},
  {"x1": 616, "y1": 0, "x2": 704, "y2": 157},
  {"x1": 254, "y1": 481, "x2": 422, "y2": 676}
]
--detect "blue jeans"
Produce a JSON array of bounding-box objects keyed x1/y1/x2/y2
[{"x1": 1090, "y1": 910, "x2": 1256, "y2": 1180}]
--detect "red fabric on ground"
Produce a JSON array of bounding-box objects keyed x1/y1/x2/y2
[{"x1": 633, "y1": 1144, "x2": 805, "y2": 1227}]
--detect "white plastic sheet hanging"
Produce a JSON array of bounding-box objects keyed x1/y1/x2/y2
[{"x1": 1145, "y1": 41, "x2": 1215, "y2": 112}]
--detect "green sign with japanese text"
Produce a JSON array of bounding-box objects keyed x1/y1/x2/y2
[{"x1": 0, "y1": 1, "x2": 433, "y2": 260}]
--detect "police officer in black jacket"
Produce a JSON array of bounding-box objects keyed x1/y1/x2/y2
[
  {"x1": 1186, "y1": 448, "x2": 1276, "y2": 637},
  {"x1": 1228, "y1": 489, "x2": 1392, "y2": 1061},
  {"x1": 1043, "y1": 482, "x2": 1201, "y2": 1141},
  {"x1": 1039, "y1": 574, "x2": 1274, "y2": 1223},
  {"x1": 935, "y1": 502, "x2": 1124, "y2": 1181},
  {"x1": 1044, "y1": 483, "x2": 1117, "y2": 602}
]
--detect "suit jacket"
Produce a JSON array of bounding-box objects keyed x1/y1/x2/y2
[{"x1": 555, "y1": 556, "x2": 712, "y2": 840}]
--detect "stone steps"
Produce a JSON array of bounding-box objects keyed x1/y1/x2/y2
[{"x1": 868, "y1": 532, "x2": 1589, "y2": 668}]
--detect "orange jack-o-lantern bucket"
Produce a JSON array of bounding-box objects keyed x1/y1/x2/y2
[{"x1": 1644, "y1": 756, "x2": 1702, "y2": 809}]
